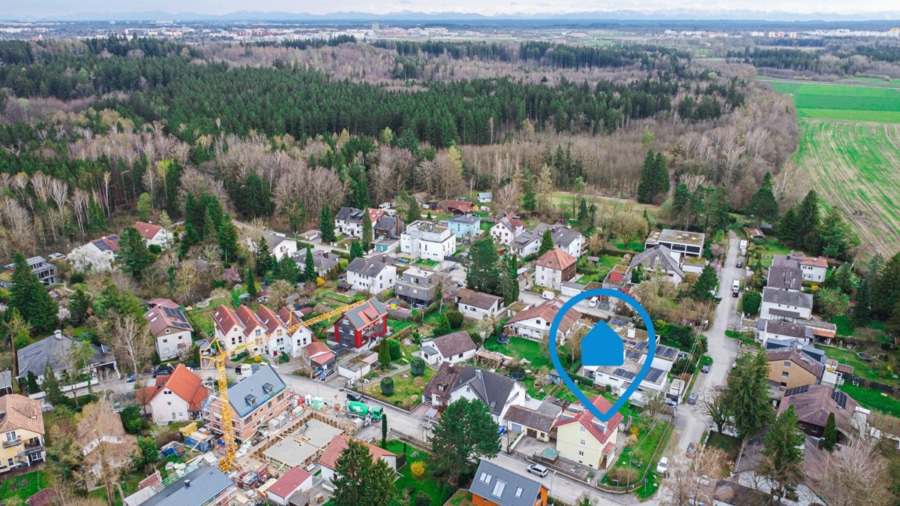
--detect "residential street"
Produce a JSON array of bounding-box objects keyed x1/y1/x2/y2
[{"x1": 673, "y1": 235, "x2": 743, "y2": 451}]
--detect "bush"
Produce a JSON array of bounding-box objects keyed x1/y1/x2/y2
[
  {"x1": 446, "y1": 310, "x2": 464, "y2": 329},
  {"x1": 410, "y1": 357, "x2": 426, "y2": 376},
  {"x1": 148, "y1": 244, "x2": 162, "y2": 254},
  {"x1": 387, "y1": 339, "x2": 401, "y2": 360},
  {"x1": 120, "y1": 405, "x2": 145, "y2": 435},
  {"x1": 415, "y1": 492, "x2": 430, "y2": 506},
  {"x1": 411, "y1": 461, "x2": 426, "y2": 479},
  {"x1": 672, "y1": 358, "x2": 695, "y2": 375},
  {"x1": 742, "y1": 290, "x2": 762, "y2": 316},
  {"x1": 381, "y1": 377, "x2": 395, "y2": 396},
  {"x1": 607, "y1": 466, "x2": 639, "y2": 484},
  {"x1": 279, "y1": 353, "x2": 290, "y2": 363}
]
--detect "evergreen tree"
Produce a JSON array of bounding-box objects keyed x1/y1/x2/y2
[
  {"x1": 692, "y1": 263, "x2": 719, "y2": 300},
  {"x1": 538, "y1": 229, "x2": 555, "y2": 257},
  {"x1": 631, "y1": 263, "x2": 644, "y2": 284},
  {"x1": 361, "y1": 211, "x2": 373, "y2": 251},
  {"x1": 246, "y1": 268, "x2": 257, "y2": 298},
  {"x1": 819, "y1": 206, "x2": 858, "y2": 260},
  {"x1": 381, "y1": 412, "x2": 388, "y2": 449},
  {"x1": 759, "y1": 405, "x2": 806, "y2": 502},
  {"x1": 406, "y1": 194, "x2": 421, "y2": 223},
  {"x1": 672, "y1": 183, "x2": 693, "y2": 226},
  {"x1": 637, "y1": 149, "x2": 658, "y2": 204},
  {"x1": 119, "y1": 227, "x2": 155, "y2": 281},
  {"x1": 320, "y1": 206, "x2": 336, "y2": 243},
  {"x1": 184, "y1": 193, "x2": 206, "y2": 239},
  {"x1": 746, "y1": 172, "x2": 779, "y2": 225},
  {"x1": 136, "y1": 192, "x2": 152, "y2": 221},
  {"x1": 279, "y1": 255, "x2": 300, "y2": 284},
  {"x1": 87, "y1": 193, "x2": 105, "y2": 232},
  {"x1": 466, "y1": 235, "x2": 502, "y2": 296},
  {"x1": 429, "y1": 398, "x2": 501, "y2": 485},
  {"x1": 25, "y1": 371, "x2": 39, "y2": 395},
  {"x1": 378, "y1": 338, "x2": 391, "y2": 367},
  {"x1": 9, "y1": 252, "x2": 58, "y2": 333},
  {"x1": 577, "y1": 198, "x2": 589, "y2": 230},
  {"x1": 823, "y1": 412, "x2": 837, "y2": 452},
  {"x1": 216, "y1": 214, "x2": 240, "y2": 263},
  {"x1": 433, "y1": 314, "x2": 452, "y2": 337},
  {"x1": 332, "y1": 440, "x2": 397, "y2": 506},
  {"x1": 872, "y1": 252, "x2": 900, "y2": 321},
  {"x1": 255, "y1": 237, "x2": 272, "y2": 276},
  {"x1": 853, "y1": 276, "x2": 872, "y2": 328},
  {"x1": 501, "y1": 255, "x2": 519, "y2": 305},
  {"x1": 350, "y1": 241, "x2": 364, "y2": 261},
  {"x1": 742, "y1": 291, "x2": 762, "y2": 316},
  {"x1": 723, "y1": 350, "x2": 773, "y2": 441},
  {"x1": 67, "y1": 287, "x2": 94, "y2": 327},
  {"x1": 204, "y1": 195, "x2": 224, "y2": 232},
  {"x1": 179, "y1": 223, "x2": 201, "y2": 258},
  {"x1": 304, "y1": 246, "x2": 317, "y2": 282},
  {"x1": 795, "y1": 190, "x2": 822, "y2": 254},
  {"x1": 777, "y1": 206, "x2": 798, "y2": 244},
  {"x1": 654, "y1": 151, "x2": 670, "y2": 196},
  {"x1": 42, "y1": 362, "x2": 67, "y2": 407},
  {"x1": 522, "y1": 175, "x2": 537, "y2": 212}
]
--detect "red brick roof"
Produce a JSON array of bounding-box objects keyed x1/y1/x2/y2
[
  {"x1": 555, "y1": 396, "x2": 623, "y2": 445},
  {"x1": 136, "y1": 364, "x2": 209, "y2": 410},
  {"x1": 236, "y1": 305, "x2": 264, "y2": 336},
  {"x1": 147, "y1": 298, "x2": 180, "y2": 310},
  {"x1": 143, "y1": 306, "x2": 193, "y2": 337},
  {"x1": 445, "y1": 200, "x2": 473, "y2": 213},
  {"x1": 213, "y1": 304, "x2": 242, "y2": 336},
  {"x1": 536, "y1": 248, "x2": 577, "y2": 271},
  {"x1": 278, "y1": 307, "x2": 303, "y2": 328},
  {"x1": 267, "y1": 467, "x2": 312, "y2": 499},
  {"x1": 790, "y1": 251, "x2": 829, "y2": 269},
  {"x1": 0, "y1": 394, "x2": 44, "y2": 435},
  {"x1": 304, "y1": 341, "x2": 334, "y2": 366},
  {"x1": 134, "y1": 221, "x2": 162, "y2": 241},
  {"x1": 319, "y1": 434, "x2": 396, "y2": 471},
  {"x1": 256, "y1": 305, "x2": 287, "y2": 335}
]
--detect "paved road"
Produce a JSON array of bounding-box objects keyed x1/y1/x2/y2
[{"x1": 673, "y1": 235, "x2": 743, "y2": 451}]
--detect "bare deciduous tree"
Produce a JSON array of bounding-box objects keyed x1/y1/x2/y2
[{"x1": 810, "y1": 438, "x2": 895, "y2": 506}]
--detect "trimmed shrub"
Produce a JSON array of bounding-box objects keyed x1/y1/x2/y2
[
  {"x1": 381, "y1": 377, "x2": 394, "y2": 396},
  {"x1": 446, "y1": 310, "x2": 464, "y2": 329},
  {"x1": 410, "y1": 357, "x2": 426, "y2": 376},
  {"x1": 388, "y1": 338, "x2": 402, "y2": 360}
]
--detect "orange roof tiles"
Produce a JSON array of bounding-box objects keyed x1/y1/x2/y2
[
  {"x1": 136, "y1": 364, "x2": 209, "y2": 410},
  {"x1": 318, "y1": 434, "x2": 396, "y2": 471},
  {"x1": 134, "y1": 221, "x2": 162, "y2": 241},
  {"x1": 536, "y1": 248, "x2": 577, "y2": 271},
  {"x1": 555, "y1": 396, "x2": 623, "y2": 445},
  {"x1": 0, "y1": 394, "x2": 44, "y2": 435}
]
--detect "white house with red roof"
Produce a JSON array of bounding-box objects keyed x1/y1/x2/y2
[
  {"x1": 535, "y1": 248, "x2": 577, "y2": 291},
  {"x1": 144, "y1": 306, "x2": 193, "y2": 361},
  {"x1": 789, "y1": 251, "x2": 829, "y2": 283},
  {"x1": 335, "y1": 207, "x2": 385, "y2": 239},
  {"x1": 490, "y1": 213, "x2": 526, "y2": 246},
  {"x1": 137, "y1": 364, "x2": 209, "y2": 424},
  {"x1": 278, "y1": 307, "x2": 313, "y2": 358},
  {"x1": 504, "y1": 298, "x2": 582, "y2": 344},
  {"x1": 134, "y1": 221, "x2": 173, "y2": 249},
  {"x1": 318, "y1": 434, "x2": 397, "y2": 484},
  {"x1": 266, "y1": 467, "x2": 313, "y2": 505},
  {"x1": 555, "y1": 396, "x2": 623, "y2": 469},
  {"x1": 68, "y1": 235, "x2": 121, "y2": 273},
  {"x1": 214, "y1": 304, "x2": 309, "y2": 359},
  {"x1": 303, "y1": 341, "x2": 336, "y2": 378}
]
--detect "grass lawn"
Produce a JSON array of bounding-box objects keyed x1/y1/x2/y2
[
  {"x1": 576, "y1": 254, "x2": 625, "y2": 283},
  {"x1": 415, "y1": 259, "x2": 440, "y2": 268},
  {"x1": 840, "y1": 384, "x2": 900, "y2": 418},
  {"x1": 386, "y1": 440, "x2": 456, "y2": 506},
  {"x1": 186, "y1": 297, "x2": 228, "y2": 338},
  {"x1": 388, "y1": 319, "x2": 414, "y2": 335},
  {"x1": 483, "y1": 336, "x2": 551, "y2": 370},
  {"x1": 363, "y1": 367, "x2": 437, "y2": 409},
  {"x1": 707, "y1": 432, "x2": 741, "y2": 462},
  {"x1": 819, "y1": 345, "x2": 899, "y2": 387},
  {"x1": 831, "y1": 315, "x2": 853, "y2": 337},
  {"x1": 725, "y1": 330, "x2": 757, "y2": 347},
  {"x1": 0, "y1": 470, "x2": 47, "y2": 501},
  {"x1": 446, "y1": 488, "x2": 475, "y2": 505},
  {"x1": 602, "y1": 422, "x2": 670, "y2": 499},
  {"x1": 748, "y1": 238, "x2": 793, "y2": 268}
]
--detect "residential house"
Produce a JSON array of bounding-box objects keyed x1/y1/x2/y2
[
  {"x1": 248, "y1": 232, "x2": 298, "y2": 261},
  {"x1": 374, "y1": 215, "x2": 404, "y2": 240},
  {"x1": 456, "y1": 288, "x2": 504, "y2": 320},
  {"x1": 511, "y1": 228, "x2": 543, "y2": 258},
  {"x1": 203, "y1": 366, "x2": 291, "y2": 443},
  {"x1": 478, "y1": 192, "x2": 493, "y2": 203},
  {"x1": 77, "y1": 398, "x2": 136, "y2": 477},
  {"x1": 644, "y1": 229, "x2": 705, "y2": 258},
  {"x1": 0, "y1": 394, "x2": 45, "y2": 475},
  {"x1": 346, "y1": 255, "x2": 397, "y2": 294},
  {"x1": 535, "y1": 248, "x2": 577, "y2": 291},
  {"x1": 757, "y1": 319, "x2": 813, "y2": 348},
  {"x1": 401, "y1": 220, "x2": 456, "y2": 261},
  {"x1": 144, "y1": 306, "x2": 193, "y2": 362},
  {"x1": 764, "y1": 338, "x2": 841, "y2": 388},
  {"x1": 626, "y1": 245, "x2": 685, "y2": 286},
  {"x1": 213, "y1": 303, "x2": 299, "y2": 358},
  {"x1": 422, "y1": 364, "x2": 526, "y2": 424},
  {"x1": 490, "y1": 214, "x2": 525, "y2": 246},
  {"x1": 444, "y1": 200, "x2": 474, "y2": 215},
  {"x1": 278, "y1": 307, "x2": 313, "y2": 358},
  {"x1": 1, "y1": 256, "x2": 56, "y2": 288},
  {"x1": 448, "y1": 215, "x2": 482, "y2": 240},
  {"x1": 137, "y1": 365, "x2": 209, "y2": 425},
  {"x1": 767, "y1": 349, "x2": 825, "y2": 392},
  {"x1": 212, "y1": 304, "x2": 247, "y2": 356},
  {"x1": 779, "y1": 384, "x2": 868, "y2": 441},
  {"x1": 337, "y1": 350, "x2": 377, "y2": 382},
  {"x1": 303, "y1": 250, "x2": 339, "y2": 278},
  {"x1": 555, "y1": 396, "x2": 623, "y2": 469},
  {"x1": 134, "y1": 221, "x2": 173, "y2": 249},
  {"x1": 503, "y1": 404, "x2": 560, "y2": 443},
  {"x1": 334, "y1": 298, "x2": 388, "y2": 349},
  {"x1": 68, "y1": 235, "x2": 120, "y2": 273},
  {"x1": 760, "y1": 287, "x2": 813, "y2": 321},
  {"x1": 504, "y1": 298, "x2": 582, "y2": 344},
  {"x1": 470, "y1": 460, "x2": 548, "y2": 506},
  {"x1": 17, "y1": 330, "x2": 119, "y2": 386},
  {"x1": 135, "y1": 464, "x2": 237, "y2": 506},
  {"x1": 530, "y1": 224, "x2": 585, "y2": 259},
  {"x1": 318, "y1": 435, "x2": 397, "y2": 483},
  {"x1": 0, "y1": 370, "x2": 11, "y2": 397},
  {"x1": 373, "y1": 238, "x2": 400, "y2": 254},
  {"x1": 303, "y1": 341, "x2": 336, "y2": 379},
  {"x1": 335, "y1": 207, "x2": 384, "y2": 239},
  {"x1": 147, "y1": 298, "x2": 180, "y2": 310},
  {"x1": 768, "y1": 255, "x2": 804, "y2": 291},
  {"x1": 789, "y1": 251, "x2": 829, "y2": 283},
  {"x1": 421, "y1": 331, "x2": 477, "y2": 366},
  {"x1": 395, "y1": 266, "x2": 441, "y2": 308},
  {"x1": 266, "y1": 468, "x2": 313, "y2": 506},
  {"x1": 256, "y1": 305, "x2": 291, "y2": 359}
]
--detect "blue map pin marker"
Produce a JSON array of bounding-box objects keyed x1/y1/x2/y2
[
  {"x1": 549, "y1": 289, "x2": 656, "y2": 422},
  {"x1": 581, "y1": 321, "x2": 625, "y2": 368}
]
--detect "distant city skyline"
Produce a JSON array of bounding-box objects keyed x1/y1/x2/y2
[{"x1": 10, "y1": 0, "x2": 900, "y2": 20}]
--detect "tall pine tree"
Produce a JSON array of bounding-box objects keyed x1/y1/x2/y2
[
  {"x1": 255, "y1": 237, "x2": 272, "y2": 276},
  {"x1": 320, "y1": 206, "x2": 336, "y2": 243},
  {"x1": 304, "y1": 246, "x2": 317, "y2": 282},
  {"x1": 637, "y1": 149, "x2": 658, "y2": 204},
  {"x1": 362, "y1": 211, "x2": 373, "y2": 251},
  {"x1": 119, "y1": 227, "x2": 155, "y2": 281},
  {"x1": 538, "y1": 229, "x2": 555, "y2": 257},
  {"x1": 9, "y1": 253, "x2": 58, "y2": 333},
  {"x1": 217, "y1": 214, "x2": 240, "y2": 263},
  {"x1": 746, "y1": 172, "x2": 779, "y2": 226}
]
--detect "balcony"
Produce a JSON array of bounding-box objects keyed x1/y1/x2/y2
[{"x1": 3, "y1": 438, "x2": 22, "y2": 448}]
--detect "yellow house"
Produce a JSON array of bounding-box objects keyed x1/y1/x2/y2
[
  {"x1": 766, "y1": 349, "x2": 824, "y2": 391},
  {"x1": 0, "y1": 394, "x2": 46, "y2": 475},
  {"x1": 554, "y1": 396, "x2": 622, "y2": 469}
]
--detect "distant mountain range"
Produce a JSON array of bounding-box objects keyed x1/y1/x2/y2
[{"x1": 6, "y1": 9, "x2": 900, "y2": 23}]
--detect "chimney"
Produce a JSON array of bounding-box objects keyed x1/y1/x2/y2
[
  {"x1": 627, "y1": 324, "x2": 635, "y2": 339},
  {"x1": 54, "y1": 329, "x2": 63, "y2": 340}
]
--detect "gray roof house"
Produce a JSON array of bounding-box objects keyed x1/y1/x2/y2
[
  {"x1": 626, "y1": 245, "x2": 685, "y2": 284},
  {"x1": 374, "y1": 215, "x2": 405, "y2": 239},
  {"x1": 138, "y1": 464, "x2": 235, "y2": 506},
  {"x1": 470, "y1": 460, "x2": 546, "y2": 506},
  {"x1": 421, "y1": 331, "x2": 477, "y2": 365},
  {"x1": 768, "y1": 255, "x2": 804, "y2": 291},
  {"x1": 17, "y1": 330, "x2": 119, "y2": 382},
  {"x1": 395, "y1": 266, "x2": 441, "y2": 308},
  {"x1": 226, "y1": 365, "x2": 287, "y2": 419},
  {"x1": 761, "y1": 287, "x2": 814, "y2": 321},
  {"x1": 305, "y1": 250, "x2": 340, "y2": 276}
]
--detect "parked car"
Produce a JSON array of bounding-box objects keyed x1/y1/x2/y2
[
  {"x1": 527, "y1": 464, "x2": 549, "y2": 478},
  {"x1": 737, "y1": 260, "x2": 743, "y2": 268},
  {"x1": 687, "y1": 392, "x2": 699, "y2": 405},
  {"x1": 346, "y1": 392, "x2": 363, "y2": 403},
  {"x1": 588, "y1": 296, "x2": 599, "y2": 308},
  {"x1": 701, "y1": 363, "x2": 710, "y2": 373},
  {"x1": 125, "y1": 375, "x2": 136, "y2": 383},
  {"x1": 656, "y1": 457, "x2": 669, "y2": 475}
]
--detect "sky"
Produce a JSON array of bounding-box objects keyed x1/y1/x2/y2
[{"x1": 11, "y1": 0, "x2": 898, "y2": 18}]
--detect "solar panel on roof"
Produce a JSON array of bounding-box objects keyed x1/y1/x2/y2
[
  {"x1": 646, "y1": 368, "x2": 664, "y2": 383},
  {"x1": 608, "y1": 318, "x2": 629, "y2": 327},
  {"x1": 94, "y1": 240, "x2": 113, "y2": 252},
  {"x1": 613, "y1": 368, "x2": 636, "y2": 380},
  {"x1": 626, "y1": 351, "x2": 642, "y2": 362},
  {"x1": 832, "y1": 390, "x2": 848, "y2": 409},
  {"x1": 784, "y1": 385, "x2": 810, "y2": 397}
]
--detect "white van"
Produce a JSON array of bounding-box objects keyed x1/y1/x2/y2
[
  {"x1": 589, "y1": 296, "x2": 599, "y2": 308},
  {"x1": 542, "y1": 290, "x2": 554, "y2": 300}
]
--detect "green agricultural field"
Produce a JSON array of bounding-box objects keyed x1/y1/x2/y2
[
  {"x1": 764, "y1": 80, "x2": 900, "y2": 123},
  {"x1": 786, "y1": 121, "x2": 900, "y2": 257}
]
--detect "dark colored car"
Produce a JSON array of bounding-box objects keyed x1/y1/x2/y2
[
  {"x1": 346, "y1": 392, "x2": 363, "y2": 403},
  {"x1": 701, "y1": 364, "x2": 711, "y2": 373},
  {"x1": 737, "y1": 260, "x2": 743, "y2": 268}
]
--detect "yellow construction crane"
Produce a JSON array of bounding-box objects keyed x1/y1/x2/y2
[{"x1": 204, "y1": 300, "x2": 367, "y2": 471}]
